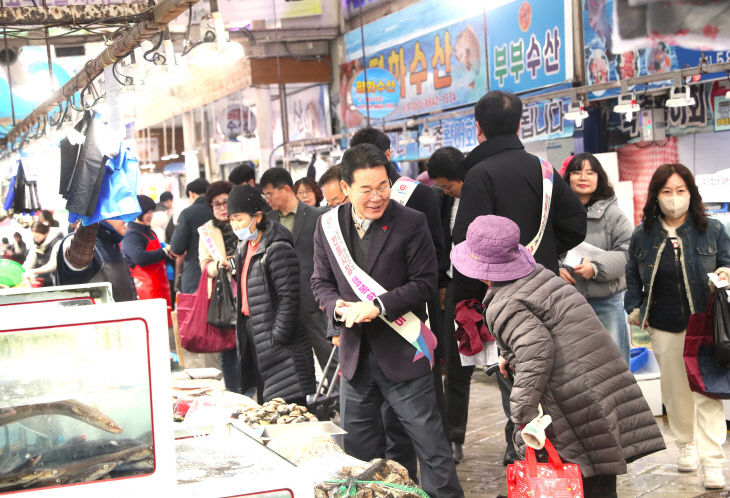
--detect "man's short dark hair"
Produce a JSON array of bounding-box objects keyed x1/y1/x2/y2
[
  {"x1": 427, "y1": 147, "x2": 466, "y2": 181},
  {"x1": 318, "y1": 165, "x2": 342, "y2": 188},
  {"x1": 1, "y1": 237, "x2": 8, "y2": 244},
  {"x1": 350, "y1": 127, "x2": 391, "y2": 152},
  {"x1": 340, "y1": 144, "x2": 389, "y2": 185},
  {"x1": 228, "y1": 163, "x2": 256, "y2": 185},
  {"x1": 259, "y1": 167, "x2": 293, "y2": 190},
  {"x1": 186, "y1": 178, "x2": 209, "y2": 196},
  {"x1": 474, "y1": 90, "x2": 523, "y2": 138},
  {"x1": 159, "y1": 191, "x2": 173, "y2": 203}
]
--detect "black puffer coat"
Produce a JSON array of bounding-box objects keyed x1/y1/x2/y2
[
  {"x1": 235, "y1": 221, "x2": 315, "y2": 403},
  {"x1": 484, "y1": 264, "x2": 665, "y2": 478}
]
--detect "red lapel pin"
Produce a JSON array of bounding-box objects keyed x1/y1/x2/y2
[{"x1": 382, "y1": 225, "x2": 388, "y2": 231}]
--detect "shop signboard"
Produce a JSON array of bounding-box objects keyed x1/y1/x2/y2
[
  {"x1": 386, "y1": 128, "x2": 419, "y2": 162},
  {"x1": 584, "y1": 0, "x2": 723, "y2": 100},
  {"x1": 286, "y1": 85, "x2": 330, "y2": 141},
  {"x1": 350, "y1": 67, "x2": 400, "y2": 120},
  {"x1": 713, "y1": 95, "x2": 730, "y2": 132},
  {"x1": 416, "y1": 98, "x2": 574, "y2": 157},
  {"x1": 619, "y1": 84, "x2": 714, "y2": 140},
  {"x1": 486, "y1": 0, "x2": 574, "y2": 94},
  {"x1": 342, "y1": 0, "x2": 487, "y2": 127}
]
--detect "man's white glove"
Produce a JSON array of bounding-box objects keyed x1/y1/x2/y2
[{"x1": 521, "y1": 404, "x2": 552, "y2": 450}]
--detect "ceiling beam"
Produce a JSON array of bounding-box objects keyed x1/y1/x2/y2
[
  {"x1": 0, "y1": 1, "x2": 152, "y2": 27},
  {"x1": 4, "y1": 0, "x2": 200, "y2": 144}
]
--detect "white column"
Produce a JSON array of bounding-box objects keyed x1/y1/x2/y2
[{"x1": 254, "y1": 86, "x2": 273, "y2": 179}]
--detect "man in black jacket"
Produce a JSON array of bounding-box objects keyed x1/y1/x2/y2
[
  {"x1": 170, "y1": 178, "x2": 213, "y2": 293},
  {"x1": 452, "y1": 90, "x2": 586, "y2": 465},
  {"x1": 349, "y1": 127, "x2": 446, "y2": 478},
  {"x1": 427, "y1": 146, "x2": 474, "y2": 464}
]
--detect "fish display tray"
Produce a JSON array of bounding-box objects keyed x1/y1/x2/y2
[{"x1": 1, "y1": 299, "x2": 176, "y2": 497}]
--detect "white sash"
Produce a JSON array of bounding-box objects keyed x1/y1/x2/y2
[
  {"x1": 321, "y1": 206, "x2": 437, "y2": 366},
  {"x1": 198, "y1": 222, "x2": 226, "y2": 262},
  {"x1": 390, "y1": 177, "x2": 419, "y2": 206},
  {"x1": 524, "y1": 157, "x2": 555, "y2": 254}
]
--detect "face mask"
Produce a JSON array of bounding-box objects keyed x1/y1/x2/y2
[
  {"x1": 233, "y1": 217, "x2": 258, "y2": 241},
  {"x1": 658, "y1": 195, "x2": 690, "y2": 219}
]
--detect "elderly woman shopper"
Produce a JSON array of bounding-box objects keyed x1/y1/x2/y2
[
  {"x1": 625, "y1": 163, "x2": 730, "y2": 490},
  {"x1": 198, "y1": 180, "x2": 241, "y2": 393},
  {"x1": 452, "y1": 215, "x2": 665, "y2": 498},
  {"x1": 560, "y1": 153, "x2": 633, "y2": 362},
  {"x1": 228, "y1": 185, "x2": 315, "y2": 404}
]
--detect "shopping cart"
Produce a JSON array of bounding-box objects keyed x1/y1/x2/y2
[{"x1": 306, "y1": 346, "x2": 340, "y2": 421}]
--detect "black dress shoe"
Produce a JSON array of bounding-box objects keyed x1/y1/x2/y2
[
  {"x1": 451, "y1": 442, "x2": 463, "y2": 464},
  {"x1": 503, "y1": 445, "x2": 518, "y2": 466}
]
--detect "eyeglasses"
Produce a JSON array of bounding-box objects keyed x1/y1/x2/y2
[
  {"x1": 569, "y1": 170, "x2": 596, "y2": 177},
  {"x1": 358, "y1": 185, "x2": 390, "y2": 200},
  {"x1": 262, "y1": 192, "x2": 274, "y2": 200},
  {"x1": 212, "y1": 201, "x2": 227, "y2": 209}
]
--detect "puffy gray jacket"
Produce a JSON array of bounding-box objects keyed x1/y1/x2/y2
[
  {"x1": 484, "y1": 265, "x2": 665, "y2": 477},
  {"x1": 561, "y1": 197, "x2": 633, "y2": 299}
]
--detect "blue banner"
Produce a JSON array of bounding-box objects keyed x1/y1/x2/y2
[
  {"x1": 583, "y1": 0, "x2": 721, "y2": 100},
  {"x1": 487, "y1": 0, "x2": 573, "y2": 94},
  {"x1": 351, "y1": 67, "x2": 400, "y2": 120},
  {"x1": 341, "y1": 1, "x2": 487, "y2": 126}
]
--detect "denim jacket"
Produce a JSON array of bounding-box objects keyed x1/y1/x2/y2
[{"x1": 624, "y1": 217, "x2": 730, "y2": 327}]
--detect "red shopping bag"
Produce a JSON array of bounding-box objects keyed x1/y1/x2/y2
[
  {"x1": 506, "y1": 438, "x2": 583, "y2": 497},
  {"x1": 176, "y1": 267, "x2": 236, "y2": 353}
]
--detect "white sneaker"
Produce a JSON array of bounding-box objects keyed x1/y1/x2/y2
[
  {"x1": 703, "y1": 465, "x2": 726, "y2": 489},
  {"x1": 678, "y1": 443, "x2": 698, "y2": 472}
]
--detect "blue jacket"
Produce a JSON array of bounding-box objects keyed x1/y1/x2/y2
[{"x1": 624, "y1": 217, "x2": 730, "y2": 325}]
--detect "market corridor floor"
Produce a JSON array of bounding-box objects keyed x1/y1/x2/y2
[{"x1": 457, "y1": 371, "x2": 730, "y2": 497}]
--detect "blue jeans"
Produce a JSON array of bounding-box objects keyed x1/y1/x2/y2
[
  {"x1": 220, "y1": 347, "x2": 241, "y2": 393},
  {"x1": 588, "y1": 293, "x2": 631, "y2": 364}
]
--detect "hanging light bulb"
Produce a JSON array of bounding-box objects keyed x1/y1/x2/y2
[
  {"x1": 185, "y1": 12, "x2": 245, "y2": 67},
  {"x1": 564, "y1": 100, "x2": 589, "y2": 127},
  {"x1": 613, "y1": 93, "x2": 641, "y2": 122}
]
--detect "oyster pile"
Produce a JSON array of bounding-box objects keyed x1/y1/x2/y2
[
  {"x1": 235, "y1": 398, "x2": 319, "y2": 425},
  {"x1": 315, "y1": 458, "x2": 423, "y2": 498}
]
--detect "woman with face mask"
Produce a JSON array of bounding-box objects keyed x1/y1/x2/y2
[
  {"x1": 561, "y1": 153, "x2": 633, "y2": 362},
  {"x1": 227, "y1": 185, "x2": 315, "y2": 405},
  {"x1": 625, "y1": 163, "x2": 730, "y2": 490}
]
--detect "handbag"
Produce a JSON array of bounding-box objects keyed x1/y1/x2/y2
[
  {"x1": 714, "y1": 287, "x2": 730, "y2": 366},
  {"x1": 207, "y1": 269, "x2": 237, "y2": 329},
  {"x1": 177, "y1": 267, "x2": 236, "y2": 353},
  {"x1": 683, "y1": 292, "x2": 730, "y2": 399},
  {"x1": 506, "y1": 438, "x2": 584, "y2": 498}
]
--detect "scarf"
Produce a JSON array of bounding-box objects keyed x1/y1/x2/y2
[{"x1": 213, "y1": 218, "x2": 239, "y2": 256}]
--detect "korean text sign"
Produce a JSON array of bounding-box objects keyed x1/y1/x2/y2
[
  {"x1": 487, "y1": 0, "x2": 574, "y2": 93},
  {"x1": 344, "y1": 0, "x2": 487, "y2": 122}
]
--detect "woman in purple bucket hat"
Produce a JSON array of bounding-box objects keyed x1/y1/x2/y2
[{"x1": 451, "y1": 215, "x2": 665, "y2": 498}]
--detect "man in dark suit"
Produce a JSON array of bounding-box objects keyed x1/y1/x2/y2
[
  {"x1": 260, "y1": 168, "x2": 332, "y2": 369},
  {"x1": 170, "y1": 178, "x2": 213, "y2": 293},
  {"x1": 311, "y1": 144, "x2": 462, "y2": 497},
  {"x1": 349, "y1": 127, "x2": 446, "y2": 477}
]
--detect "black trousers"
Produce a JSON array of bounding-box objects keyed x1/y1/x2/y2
[
  {"x1": 378, "y1": 296, "x2": 446, "y2": 480},
  {"x1": 583, "y1": 474, "x2": 617, "y2": 498},
  {"x1": 444, "y1": 282, "x2": 474, "y2": 444},
  {"x1": 497, "y1": 367, "x2": 516, "y2": 457},
  {"x1": 300, "y1": 308, "x2": 334, "y2": 369},
  {"x1": 340, "y1": 348, "x2": 463, "y2": 498}
]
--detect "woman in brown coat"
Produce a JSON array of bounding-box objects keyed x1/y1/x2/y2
[{"x1": 452, "y1": 215, "x2": 665, "y2": 498}]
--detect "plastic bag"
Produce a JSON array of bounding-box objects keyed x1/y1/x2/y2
[
  {"x1": 684, "y1": 293, "x2": 730, "y2": 399},
  {"x1": 68, "y1": 142, "x2": 141, "y2": 226},
  {"x1": 506, "y1": 438, "x2": 584, "y2": 497},
  {"x1": 207, "y1": 269, "x2": 237, "y2": 329},
  {"x1": 60, "y1": 111, "x2": 109, "y2": 217},
  {"x1": 714, "y1": 287, "x2": 730, "y2": 366}
]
